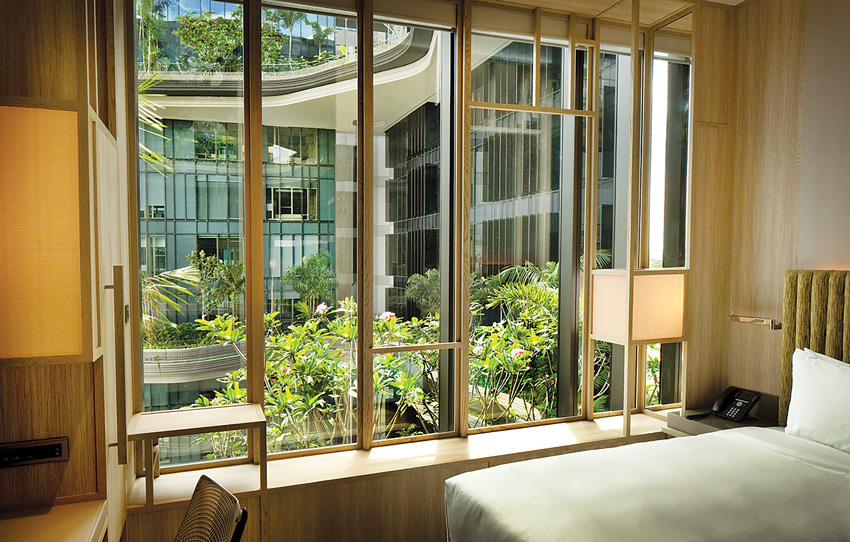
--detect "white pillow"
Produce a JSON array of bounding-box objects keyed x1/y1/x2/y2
[
  {"x1": 786, "y1": 348, "x2": 850, "y2": 453},
  {"x1": 804, "y1": 347, "x2": 847, "y2": 368}
]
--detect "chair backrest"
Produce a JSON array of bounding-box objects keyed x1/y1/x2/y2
[{"x1": 173, "y1": 475, "x2": 247, "y2": 542}]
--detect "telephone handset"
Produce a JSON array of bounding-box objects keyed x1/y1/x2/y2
[{"x1": 686, "y1": 386, "x2": 761, "y2": 422}]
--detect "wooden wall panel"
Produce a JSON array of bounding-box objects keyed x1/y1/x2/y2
[
  {"x1": 725, "y1": 0, "x2": 805, "y2": 397},
  {"x1": 692, "y1": 4, "x2": 732, "y2": 125},
  {"x1": 0, "y1": 0, "x2": 81, "y2": 102},
  {"x1": 685, "y1": 125, "x2": 733, "y2": 408},
  {"x1": 684, "y1": 3, "x2": 735, "y2": 408},
  {"x1": 0, "y1": 364, "x2": 98, "y2": 507},
  {"x1": 125, "y1": 495, "x2": 261, "y2": 542}
]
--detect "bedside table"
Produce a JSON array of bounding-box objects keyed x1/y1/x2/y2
[
  {"x1": 664, "y1": 392, "x2": 780, "y2": 437},
  {"x1": 664, "y1": 410, "x2": 778, "y2": 437}
]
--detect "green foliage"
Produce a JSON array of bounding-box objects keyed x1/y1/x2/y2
[
  {"x1": 189, "y1": 260, "x2": 620, "y2": 455},
  {"x1": 282, "y1": 252, "x2": 338, "y2": 314},
  {"x1": 195, "y1": 314, "x2": 246, "y2": 347},
  {"x1": 143, "y1": 322, "x2": 212, "y2": 349},
  {"x1": 141, "y1": 266, "x2": 199, "y2": 334},
  {"x1": 214, "y1": 260, "x2": 245, "y2": 316},
  {"x1": 645, "y1": 347, "x2": 661, "y2": 407},
  {"x1": 405, "y1": 269, "x2": 441, "y2": 317},
  {"x1": 174, "y1": 11, "x2": 284, "y2": 72}
]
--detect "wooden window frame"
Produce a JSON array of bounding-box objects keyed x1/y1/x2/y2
[{"x1": 122, "y1": 0, "x2": 691, "y2": 500}]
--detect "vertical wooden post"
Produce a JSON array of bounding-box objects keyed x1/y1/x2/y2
[
  {"x1": 624, "y1": 0, "x2": 642, "y2": 437},
  {"x1": 456, "y1": 0, "x2": 472, "y2": 437},
  {"x1": 144, "y1": 438, "x2": 154, "y2": 507},
  {"x1": 582, "y1": 21, "x2": 600, "y2": 421},
  {"x1": 244, "y1": 0, "x2": 265, "y2": 464},
  {"x1": 357, "y1": 0, "x2": 375, "y2": 450}
]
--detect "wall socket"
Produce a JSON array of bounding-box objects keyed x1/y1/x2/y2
[{"x1": 0, "y1": 437, "x2": 69, "y2": 468}]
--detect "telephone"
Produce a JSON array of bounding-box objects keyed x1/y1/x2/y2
[{"x1": 686, "y1": 386, "x2": 761, "y2": 422}]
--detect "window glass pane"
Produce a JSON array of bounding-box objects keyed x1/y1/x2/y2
[
  {"x1": 373, "y1": 349, "x2": 445, "y2": 440},
  {"x1": 597, "y1": 51, "x2": 631, "y2": 270},
  {"x1": 648, "y1": 59, "x2": 690, "y2": 269},
  {"x1": 137, "y1": 0, "x2": 245, "y2": 466},
  {"x1": 155, "y1": 430, "x2": 247, "y2": 467},
  {"x1": 471, "y1": 35, "x2": 534, "y2": 106},
  {"x1": 262, "y1": 5, "x2": 357, "y2": 452},
  {"x1": 645, "y1": 342, "x2": 683, "y2": 407},
  {"x1": 373, "y1": 21, "x2": 455, "y2": 440},
  {"x1": 469, "y1": 109, "x2": 582, "y2": 428},
  {"x1": 591, "y1": 340, "x2": 624, "y2": 413},
  {"x1": 539, "y1": 44, "x2": 566, "y2": 109},
  {"x1": 574, "y1": 47, "x2": 589, "y2": 110}
]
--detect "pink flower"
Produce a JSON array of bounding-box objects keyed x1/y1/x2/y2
[
  {"x1": 315, "y1": 302, "x2": 329, "y2": 314},
  {"x1": 511, "y1": 348, "x2": 526, "y2": 357},
  {"x1": 472, "y1": 345, "x2": 484, "y2": 355},
  {"x1": 212, "y1": 21, "x2": 217, "y2": 25},
  {"x1": 380, "y1": 311, "x2": 395, "y2": 320},
  {"x1": 281, "y1": 366, "x2": 292, "y2": 374},
  {"x1": 276, "y1": 36, "x2": 281, "y2": 40}
]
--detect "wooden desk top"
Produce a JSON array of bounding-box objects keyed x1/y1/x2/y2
[{"x1": 0, "y1": 500, "x2": 107, "y2": 542}]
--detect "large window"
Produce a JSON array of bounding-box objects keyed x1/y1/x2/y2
[{"x1": 131, "y1": 1, "x2": 691, "y2": 472}]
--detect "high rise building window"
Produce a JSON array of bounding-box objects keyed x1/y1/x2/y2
[{"x1": 265, "y1": 187, "x2": 317, "y2": 221}]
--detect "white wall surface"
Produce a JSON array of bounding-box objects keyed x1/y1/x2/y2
[{"x1": 797, "y1": 0, "x2": 850, "y2": 269}]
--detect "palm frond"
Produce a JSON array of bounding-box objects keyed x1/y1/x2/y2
[{"x1": 487, "y1": 282, "x2": 558, "y2": 318}]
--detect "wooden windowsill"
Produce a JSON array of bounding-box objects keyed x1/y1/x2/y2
[{"x1": 127, "y1": 413, "x2": 667, "y2": 510}]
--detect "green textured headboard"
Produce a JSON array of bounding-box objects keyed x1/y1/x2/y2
[{"x1": 780, "y1": 270, "x2": 850, "y2": 425}]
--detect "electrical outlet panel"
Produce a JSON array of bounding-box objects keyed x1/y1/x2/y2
[{"x1": 0, "y1": 437, "x2": 69, "y2": 468}]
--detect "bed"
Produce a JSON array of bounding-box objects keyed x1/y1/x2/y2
[{"x1": 445, "y1": 270, "x2": 850, "y2": 542}]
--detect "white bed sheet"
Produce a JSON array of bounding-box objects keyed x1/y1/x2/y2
[{"x1": 445, "y1": 427, "x2": 850, "y2": 542}]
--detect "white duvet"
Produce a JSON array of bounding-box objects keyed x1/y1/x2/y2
[{"x1": 445, "y1": 427, "x2": 850, "y2": 542}]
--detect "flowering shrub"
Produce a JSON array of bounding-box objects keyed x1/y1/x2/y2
[{"x1": 185, "y1": 261, "x2": 615, "y2": 457}]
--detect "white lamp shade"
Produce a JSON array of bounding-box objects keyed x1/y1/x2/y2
[{"x1": 591, "y1": 271, "x2": 629, "y2": 343}]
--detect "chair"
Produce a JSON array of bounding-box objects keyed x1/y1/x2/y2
[{"x1": 173, "y1": 475, "x2": 248, "y2": 542}]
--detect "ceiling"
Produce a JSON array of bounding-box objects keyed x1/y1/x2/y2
[{"x1": 488, "y1": 0, "x2": 742, "y2": 27}]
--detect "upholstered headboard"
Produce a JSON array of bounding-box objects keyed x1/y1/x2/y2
[{"x1": 780, "y1": 270, "x2": 850, "y2": 425}]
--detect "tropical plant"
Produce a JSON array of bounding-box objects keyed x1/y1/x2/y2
[
  {"x1": 137, "y1": 0, "x2": 168, "y2": 73},
  {"x1": 138, "y1": 73, "x2": 172, "y2": 176},
  {"x1": 187, "y1": 250, "x2": 222, "y2": 318},
  {"x1": 274, "y1": 10, "x2": 308, "y2": 66},
  {"x1": 405, "y1": 269, "x2": 441, "y2": 317},
  {"x1": 141, "y1": 266, "x2": 199, "y2": 335},
  {"x1": 307, "y1": 20, "x2": 335, "y2": 55},
  {"x1": 214, "y1": 260, "x2": 245, "y2": 316},
  {"x1": 282, "y1": 252, "x2": 338, "y2": 314}
]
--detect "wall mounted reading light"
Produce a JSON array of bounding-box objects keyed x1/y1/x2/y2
[{"x1": 730, "y1": 315, "x2": 782, "y2": 330}]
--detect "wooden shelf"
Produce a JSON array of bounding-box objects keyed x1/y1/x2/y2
[{"x1": 127, "y1": 404, "x2": 266, "y2": 441}]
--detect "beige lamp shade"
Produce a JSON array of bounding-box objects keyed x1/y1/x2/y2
[
  {"x1": 0, "y1": 106, "x2": 83, "y2": 359},
  {"x1": 632, "y1": 273, "x2": 685, "y2": 342},
  {"x1": 591, "y1": 270, "x2": 685, "y2": 344}
]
